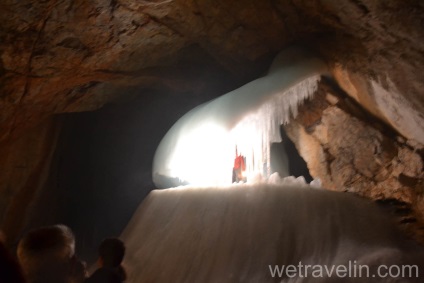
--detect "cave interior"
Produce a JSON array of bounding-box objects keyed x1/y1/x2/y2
[{"x1": 1, "y1": 0, "x2": 424, "y2": 263}]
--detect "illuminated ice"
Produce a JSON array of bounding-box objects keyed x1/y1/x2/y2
[
  {"x1": 153, "y1": 48, "x2": 327, "y2": 188},
  {"x1": 121, "y1": 183, "x2": 424, "y2": 282}
]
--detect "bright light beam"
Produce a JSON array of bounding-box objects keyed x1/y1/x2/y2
[{"x1": 152, "y1": 47, "x2": 328, "y2": 189}]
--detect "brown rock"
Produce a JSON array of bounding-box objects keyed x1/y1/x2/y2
[{"x1": 1, "y1": 0, "x2": 424, "y2": 245}]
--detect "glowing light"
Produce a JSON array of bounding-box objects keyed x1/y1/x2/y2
[
  {"x1": 167, "y1": 123, "x2": 233, "y2": 186},
  {"x1": 153, "y1": 47, "x2": 327, "y2": 189}
]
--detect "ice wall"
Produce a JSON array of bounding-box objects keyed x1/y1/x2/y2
[
  {"x1": 153, "y1": 48, "x2": 327, "y2": 188},
  {"x1": 121, "y1": 182, "x2": 424, "y2": 282}
]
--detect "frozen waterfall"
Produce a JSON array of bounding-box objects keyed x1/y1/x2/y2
[
  {"x1": 121, "y1": 182, "x2": 424, "y2": 282},
  {"x1": 152, "y1": 48, "x2": 327, "y2": 188}
]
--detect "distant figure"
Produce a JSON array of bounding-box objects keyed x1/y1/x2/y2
[
  {"x1": 232, "y1": 147, "x2": 246, "y2": 183},
  {"x1": 0, "y1": 232, "x2": 25, "y2": 283},
  {"x1": 85, "y1": 238, "x2": 126, "y2": 283},
  {"x1": 17, "y1": 224, "x2": 86, "y2": 283}
]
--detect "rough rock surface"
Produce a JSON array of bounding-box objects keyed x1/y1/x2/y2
[
  {"x1": 1, "y1": 0, "x2": 424, "y2": 142},
  {"x1": 1, "y1": 0, "x2": 424, "y2": 244},
  {"x1": 285, "y1": 79, "x2": 424, "y2": 242},
  {"x1": 0, "y1": 117, "x2": 60, "y2": 246}
]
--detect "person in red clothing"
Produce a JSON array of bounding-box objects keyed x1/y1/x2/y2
[{"x1": 232, "y1": 147, "x2": 246, "y2": 183}]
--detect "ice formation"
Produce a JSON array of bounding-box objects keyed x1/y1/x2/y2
[
  {"x1": 121, "y1": 183, "x2": 424, "y2": 282},
  {"x1": 153, "y1": 48, "x2": 327, "y2": 188}
]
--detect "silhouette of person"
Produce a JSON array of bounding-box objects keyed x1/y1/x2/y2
[
  {"x1": 85, "y1": 238, "x2": 126, "y2": 283},
  {"x1": 17, "y1": 224, "x2": 86, "y2": 283}
]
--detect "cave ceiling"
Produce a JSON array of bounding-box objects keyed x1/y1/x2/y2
[
  {"x1": 1, "y1": 0, "x2": 424, "y2": 143},
  {"x1": 1, "y1": 0, "x2": 424, "y2": 248}
]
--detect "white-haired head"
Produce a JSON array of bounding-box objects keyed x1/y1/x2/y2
[{"x1": 17, "y1": 224, "x2": 81, "y2": 283}]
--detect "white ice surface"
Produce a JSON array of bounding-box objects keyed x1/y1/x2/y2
[
  {"x1": 153, "y1": 48, "x2": 327, "y2": 188},
  {"x1": 121, "y1": 182, "x2": 424, "y2": 282}
]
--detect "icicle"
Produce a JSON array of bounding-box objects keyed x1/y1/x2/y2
[
  {"x1": 230, "y1": 75, "x2": 320, "y2": 181},
  {"x1": 153, "y1": 47, "x2": 327, "y2": 188}
]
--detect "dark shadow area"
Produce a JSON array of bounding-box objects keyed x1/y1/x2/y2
[
  {"x1": 271, "y1": 126, "x2": 312, "y2": 182},
  {"x1": 15, "y1": 44, "x2": 247, "y2": 263},
  {"x1": 26, "y1": 88, "x2": 236, "y2": 262}
]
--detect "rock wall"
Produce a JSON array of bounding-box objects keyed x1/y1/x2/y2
[
  {"x1": 285, "y1": 77, "x2": 424, "y2": 243},
  {"x1": 0, "y1": 118, "x2": 61, "y2": 247}
]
